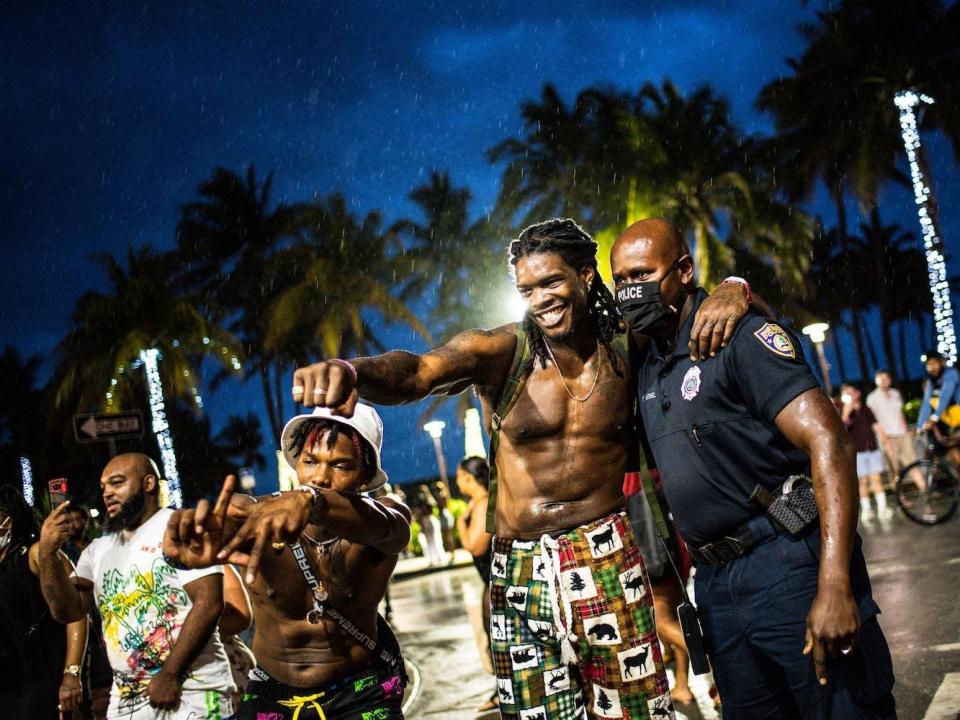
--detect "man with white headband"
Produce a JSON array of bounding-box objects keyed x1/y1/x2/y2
[{"x1": 163, "y1": 403, "x2": 412, "y2": 720}]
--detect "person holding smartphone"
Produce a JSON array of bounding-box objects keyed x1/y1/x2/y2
[{"x1": 0, "y1": 486, "x2": 87, "y2": 720}]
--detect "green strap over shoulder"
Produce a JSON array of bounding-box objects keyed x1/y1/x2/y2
[
  {"x1": 484, "y1": 324, "x2": 533, "y2": 533},
  {"x1": 483, "y1": 327, "x2": 669, "y2": 540},
  {"x1": 638, "y1": 450, "x2": 670, "y2": 541}
]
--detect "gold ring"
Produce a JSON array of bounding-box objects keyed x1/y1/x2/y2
[
  {"x1": 271, "y1": 541, "x2": 286, "y2": 550},
  {"x1": 292, "y1": 385, "x2": 305, "y2": 394}
]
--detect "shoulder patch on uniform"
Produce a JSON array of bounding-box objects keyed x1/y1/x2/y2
[{"x1": 753, "y1": 322, "x2": 796, "y2": 359}]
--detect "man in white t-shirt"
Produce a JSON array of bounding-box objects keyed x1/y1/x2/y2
[
  {"x1": 38, "y1": 453, "x2": 236, "y2": 719},
  {"x1": 866, "y1": 369, "x2": 917, "y2": 476}
]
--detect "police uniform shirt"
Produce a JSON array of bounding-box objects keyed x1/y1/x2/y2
[{"x1": 637, "y1": 288, "x2": 821, "y2": 547}]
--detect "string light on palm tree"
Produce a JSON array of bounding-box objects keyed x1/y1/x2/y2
[
  {"x1": 139, "y1": 348, "x2": 183, "y2": 509},
  {"x1": 20, "y1": 457, "x2": 34, "y2": 507},
  {"x1": 894, "y1": 89, "x2": 957, "y2": 363}
]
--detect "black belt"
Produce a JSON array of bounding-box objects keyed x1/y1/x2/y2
[{"x1": 690, "y1": 522, "x2": 760, "y2": 567}]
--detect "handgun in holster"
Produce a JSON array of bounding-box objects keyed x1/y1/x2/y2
[
  {"x1": 748, "y1": 474, "x2": 818, "y2": 536},
  {"x1": 677, "y1": 601, "x2": 711, "y2": 675}
]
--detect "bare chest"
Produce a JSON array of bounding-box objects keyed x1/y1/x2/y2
[
  {"x1": 493, "y1": 364, "x2": 631, "y2": 443},
  {"x1": 249, "y1": 539, "x2": 363, "y2": 618}
]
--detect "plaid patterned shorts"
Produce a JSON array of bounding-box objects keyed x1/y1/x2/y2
[{"x1": 490, "y1": 512, "x2": 674, "y2": 720}]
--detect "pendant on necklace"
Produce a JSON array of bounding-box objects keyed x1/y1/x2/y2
[{"x1": 306, "y1": 607, "x2": 324, "y2": 624}]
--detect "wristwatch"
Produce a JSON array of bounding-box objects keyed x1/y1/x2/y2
[
  {"x1": 64, "y1": 664, "x2": 81, "y2": 677},
  {"x1": 295, "y1": 485, "x2": 328, "y2": 525}
]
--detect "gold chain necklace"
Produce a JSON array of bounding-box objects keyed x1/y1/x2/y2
[{"x1": 543, "y1": 340, "x2": 601, "y2": 402}]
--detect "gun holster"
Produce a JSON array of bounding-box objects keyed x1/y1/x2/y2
[{"x1": 748, "y1": 474, "x2": 818, "y2": 536}]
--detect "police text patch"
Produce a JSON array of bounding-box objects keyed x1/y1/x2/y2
[{"x1": 753, "y1": 322, "x2": 796, "y2": 359}]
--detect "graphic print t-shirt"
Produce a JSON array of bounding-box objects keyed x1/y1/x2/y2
[{"x1": 74, "y1": 508, "x2": 234, "y2": 700}]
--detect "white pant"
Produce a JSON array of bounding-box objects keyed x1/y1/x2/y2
[
  {"x1": 419, "y1": 515, "x2": 446, "y2": 565},
  {"x1": 108, "y1": 687, "x2": 235, "y2": 719}
]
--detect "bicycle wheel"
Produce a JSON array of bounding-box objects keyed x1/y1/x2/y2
[{"x1": 896, "y1": 458, "x2": 960, "y2": 525}]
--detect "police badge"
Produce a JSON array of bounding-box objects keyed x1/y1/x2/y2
[
  {"x1": 681, "y1": 365, "x2": 702, "y2": 401},
  {"x1": 753, "y1": 322, "x2": 797, "y2": 359}
]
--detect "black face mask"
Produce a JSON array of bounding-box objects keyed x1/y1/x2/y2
[{"x1": 615, "y1": 280, "x2": 678, "y2": 333}]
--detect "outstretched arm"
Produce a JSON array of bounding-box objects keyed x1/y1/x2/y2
[
  {"x1": 775, "y1": 387, "x2": 860, "y2": 685},
  {"x1": 292, "y1": 326, "x2": 516, "y2": 414},
  {"x1": 219, "y1": 488, "x2": 412, "y2": 583}
]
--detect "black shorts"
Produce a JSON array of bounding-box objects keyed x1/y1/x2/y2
[{"x1": 239, "y1": 661, "x2": 405, "y2": 720}]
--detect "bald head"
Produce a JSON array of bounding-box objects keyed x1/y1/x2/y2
[
  {"x1": 612, "y1": 218, "x2": 689, "y2": 264},
  {"x1": 100, "y1": 453, "x2": 162, "y2": 531},
  {"x1": 104, "y1": 453, "x2": 161, "y2": 485},
  {"x1": 610, "y1": 218, "x2": 696, "y2": 338}
]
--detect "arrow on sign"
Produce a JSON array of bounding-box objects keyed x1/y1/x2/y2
[
  {"x1": 80, "y1": 417, "x2": 99, "y2": 439},
  {"x1": 73, "y1": 411, "x2": 144, "y2": 443}
]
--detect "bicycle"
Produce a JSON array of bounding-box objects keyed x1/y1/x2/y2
[{"x1": 895, "y1": 431, "x2": 960, "y2": 525}]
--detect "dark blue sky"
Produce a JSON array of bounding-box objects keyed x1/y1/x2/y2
[{"x1": 3, "y1": 1, "x2": 959, "y2": 491}]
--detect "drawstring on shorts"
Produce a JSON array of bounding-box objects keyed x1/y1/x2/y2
[
  {"x1": 278, "y1": 691, "x2": 327, "y2": 720},
  {"x1": 538, "y1": 534, "x2": 579, "y2": 666}
]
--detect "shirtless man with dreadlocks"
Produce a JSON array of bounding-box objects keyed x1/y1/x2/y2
[{"x1": 221, "y1": 219, "x2": 753, "y2": 720}]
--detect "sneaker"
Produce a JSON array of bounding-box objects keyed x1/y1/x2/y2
[
  {"x1": 860, "y1": 506, "x2": 875, "y2": 521},
  {"x1": 878, "y1": 505, "x2": 894, "y2": 520}
]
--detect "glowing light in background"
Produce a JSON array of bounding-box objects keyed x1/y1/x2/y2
[
  {"x1": 140, "y1": 348, "x2": 182, "y2": 508},
  {"x1": 20, "y1": 457, "x2": 34, "y2": 506},
  {"x1": 895, "y1": 89, "x2": 957, "y2": 363}
]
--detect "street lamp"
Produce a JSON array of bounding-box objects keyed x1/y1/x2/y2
[
  {"x1": 423, "y1": 420, "x2": 449, "y2": 483},
  {"x1": 802, "y1": 322, "x2": 833, "y2": 395}
]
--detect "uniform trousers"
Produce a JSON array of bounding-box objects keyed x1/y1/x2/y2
[{"x1": 694, "y1": 516, "x2": 896, "y2": 719}]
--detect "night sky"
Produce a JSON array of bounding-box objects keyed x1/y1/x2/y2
[{"x1": 4, "y1": 1, "x2": 959, "y2": 491}]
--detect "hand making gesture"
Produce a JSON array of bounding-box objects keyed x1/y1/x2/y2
[{"x1": 163, "y1": 475, "x2": 238, "y2": 569}]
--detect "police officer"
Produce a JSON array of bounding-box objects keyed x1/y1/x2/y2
[{"x1": 610, "y1": 218, "x2": 896, "y2": 720}]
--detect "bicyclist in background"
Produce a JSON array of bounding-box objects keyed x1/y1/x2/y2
[{"x1": 918, "y1": 349, "x2": 960, "y2": 465}]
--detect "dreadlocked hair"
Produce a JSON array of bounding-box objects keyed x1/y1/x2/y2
[
  {"x1": 508, "y1": 218, "x2": 624, "y2": 373},
  {"x1": 287, "y1": 419, "x2": 377, "y2": 483}
]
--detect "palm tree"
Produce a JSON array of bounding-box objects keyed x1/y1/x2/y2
[
  {"x1": 490, "y1": 81, "x2": 813, "y2": 293},
  {"x1": 176, "y1": 165, "x2": 298, "y2": 440},
  {"x1": 397, "y1": 171, "x2": 514, "y2": 336},
  {"x1": 52, "y1": 246, "x2": 240, "y2": 414},
  {"x1": 857, "y1": 210, "x2": 933, "y2": 378},
  {"x1": 758, "y1": 0, "x2": 960, "y2": 210},
  {"x1": 757, "y1": 0, "x2": 960, "y2": 359},
  {"x1": 267, "y1": 193, "x2": 429, "y2": 365},
  {"x1": 0, "y1": 347, "x2": 45, "y2": 482},
  {"x1": 488, "y1": 84, "x2": 608, "y2": 228},
  {"x1": 215, "y1": 413, "x2": 266, "y2": 471}
]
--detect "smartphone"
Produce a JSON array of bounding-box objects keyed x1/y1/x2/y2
[{"x1": 48, "y1": 478, "x2": 69, "y2": 507}]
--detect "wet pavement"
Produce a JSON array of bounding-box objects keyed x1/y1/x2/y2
[
  {"x1": 858, "y1": 511, "x2": 960, "y2": 719},
  {"x1": 389, "y1": 509, "x2": 960, "y2": 718}
]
